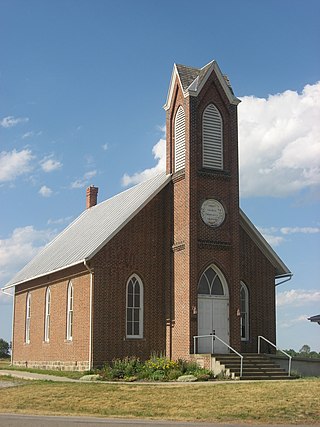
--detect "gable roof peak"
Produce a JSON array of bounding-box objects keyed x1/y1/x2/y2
[{"x1": 164, "y1": 59, "x2": 240, "y2": 110}]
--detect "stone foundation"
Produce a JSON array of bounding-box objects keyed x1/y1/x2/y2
[{"x1": 13, "y1": 360, "x2": 89, "y2": 371}]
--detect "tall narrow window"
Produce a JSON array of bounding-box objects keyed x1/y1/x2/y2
[
  {"x1": 25, "y1": 293, "x2": 31, "y2": 344},
  {"x1": 126, "y1": 274, "x2": 143, "y2": 338},
  {"x1": 66, "y1": 282, "x2": 73, "y2": 341},
  {"x1": 44, "y1": 287, "x2": 51, "y2": 342},
  {"x1": 240, "y1": 282, "x2": 249, "y2": 341},
  {"x1": 202, "y1": 103, "x2": 223, "y2": 169},
  {"x1": 174, "y1": 106, "x2": 186, "y2": 172}
]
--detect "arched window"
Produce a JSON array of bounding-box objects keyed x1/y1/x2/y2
[
  {"x1": 202, "y1": 103, "x2": 223, "y2": 169},
  {"x1": 174, "y1": 106, "x2": 186, "y2": 172},
  {"x1": 44, "y1": 287, "x2": 51, "y2": 342},
  {"x1": 66, "y1": 282, "x2": 73, "y2": 341},
  {"x1": 126, "y1": 274, "x2": 143, "y2": 338},
  {"x1": 240, "y1": 282, "x2": 249, "y2": 341},
  {"x1": 198, "y1": 266, "x2": 225, "y2": 296},
  {"x1": 25, "y1": 292, "x2": 31, "y2": 344}
]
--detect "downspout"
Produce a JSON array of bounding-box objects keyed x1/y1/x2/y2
[
  {"x1": 1, "y1": 287, "x2": 14, "y2": 365},
  {"x1": 83, "y1": 259, "x2": 93, "y2": 371}
]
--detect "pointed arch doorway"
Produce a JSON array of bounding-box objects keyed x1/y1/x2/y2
[{"x1": 197, "y1": 265, "x2": 229, "y2": 353}]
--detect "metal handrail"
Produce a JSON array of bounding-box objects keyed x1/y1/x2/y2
[
  {"x1": 193, "y1": 333, "x2": 243, "y2": 377},
  {"x1": 258, "y1": 335, "x2": 292, "y2": 376}
]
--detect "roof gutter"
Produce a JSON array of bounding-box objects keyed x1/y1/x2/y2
[
  {"x1": 275, "y1": 273, "x2": 293, "y2": 286},
  {"x1": 83, "y1": 259, "x2": 93, "y2": 371}
]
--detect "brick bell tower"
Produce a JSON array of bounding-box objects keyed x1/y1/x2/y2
[{"x1": 164, "y1": 61, "x2": 242, "y2": 359}]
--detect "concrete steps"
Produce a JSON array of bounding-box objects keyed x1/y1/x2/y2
[{"x1": 212, "y1": 353, "x2": 296, "y2": 380}]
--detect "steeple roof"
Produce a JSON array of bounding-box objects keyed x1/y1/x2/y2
[{"x1": 164, "y1": 60, "x2": 240, "y2": 110}]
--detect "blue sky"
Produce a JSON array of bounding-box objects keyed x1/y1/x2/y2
[{"x1": 1, "y1": 0, "x2": 319, "y2": 352}]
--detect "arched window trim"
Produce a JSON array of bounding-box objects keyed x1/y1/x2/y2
[
  {"x1": 25, "y1": 292, "x2": 31, "y2": 344},
  {"x1": 44, "y1": 287, "x2": 51, "y2": 342},
  {"x1": 198, "y1": 264, "x2": 229, "y2": 298},
  {"x1": 240, "y1": 281, "x2": 249, "y2": 341},
  {"x1": 202, "y1": 103, "x2": 223, "y2": 170},
  {"x1": 66, "y1": 281, "x2": 73, "y2": 341},
  {"x1": 174, "y1": 105, "x2": 186, "y2": 172},
  {"x1": 126, "y1": 274, "x2": 144, "y2": 339}
]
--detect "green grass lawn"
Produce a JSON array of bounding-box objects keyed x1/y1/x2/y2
[{"x1": 0, "y1": 378, "x2": 319, "y2": 424}]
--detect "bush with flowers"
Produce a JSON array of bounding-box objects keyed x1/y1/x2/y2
[{"x1": 100, "y1": 353, "x2": 214, "y2": 382}]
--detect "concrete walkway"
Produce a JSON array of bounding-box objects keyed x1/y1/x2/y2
[{"x1": 0, "y1": 369, "x2": 78, "y2": 382}]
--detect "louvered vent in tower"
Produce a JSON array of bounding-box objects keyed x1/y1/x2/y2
[
  {"x1": 174, "y1": 106, "x2": 186, "y2": 172},
  {"x1": 202, "y1": 104, "x2": 223, "y2": 169}
]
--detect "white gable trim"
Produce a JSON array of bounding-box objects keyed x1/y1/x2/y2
[{"x1": 164, "y1": 60, "x2": 240, "y2": 111}]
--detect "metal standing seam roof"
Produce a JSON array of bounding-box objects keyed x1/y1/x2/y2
[
  {"x1": 3, "y1": 171, "x2": 291, "y2": 290},
  {"x1": 4, "y1": 172, "x2": 171, "y2": 289}
]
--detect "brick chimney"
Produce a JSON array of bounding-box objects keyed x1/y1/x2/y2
[{"x1": 86, "y1": 185, "x2": 98, "y2": 209}]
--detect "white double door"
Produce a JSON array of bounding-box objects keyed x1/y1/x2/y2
[{"x1": 198, "y1": 296, "x2": 229, "y2": 354}]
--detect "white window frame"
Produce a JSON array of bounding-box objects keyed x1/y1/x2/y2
[
  {"x1": 126, "y1": 274, "x2": 143, "y2": 339},
  {"x1": 25, "y1": 292, "x2": 31, "y2": 344},
  {"x1": 66, "y1": 282, "x2": 73, "y2": 341},
  {"x1": 44, "y1": 287, "x2": 51, "y2": 342},
  {"x1": 240, "y1": 281, "x2": 249, "y2": 341},
  {"x1": 174, "y1": 105, "x2": 186, "y2": 172},
  {"x1": 202, "y1": 103, "x2": 223, "y2": 170}
]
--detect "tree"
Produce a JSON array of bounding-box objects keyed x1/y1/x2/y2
[
  {"x1": 0, "y1": 338, "x2": 10, "y2": 358},
  {"x1": 299, "y1": 344, "x2": 311, "y2": 355}
]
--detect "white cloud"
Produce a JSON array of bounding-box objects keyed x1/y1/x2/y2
[
  {"x1": 0, "y1": 116, "x2": 29, "y2": 128},
  {"x1": 280, "y1": 226, "x2": 320, "y2": 235},
  {"x1": 22, "y1": 131, "x2": 34, "y2": 139},
  {"x1": 22, "y1": 130, "x2": 42, "y2": 139},
  {"x1": 122, "y1": 138, "x2": 166, "y2": 186},
  {"x1": 278, "y1": 314, "x2": 309, "y2": 329},
  {"x1": 257, "y1": 225, "x2": 320, "y2": 247},
  {"x1": 277, "y1": 289, "x2": 320, "y2": 307},
  {"x1": 0, "y1": 149, "x2": 33, "y2": 182},
  {"x1": 121, "y1": 83, "x2": 320, "y2": 196},
  {"x1": 70, "y1": 170, "x2": 97, "y2": 189},
  {"x1": 39, "y1": 185, "x2": 53, "y2": 197},
  {"x1": 238, "y1": 82, "x2": 320, "y2": 197},
  {"x1": 102, "y1": 143, "x2": 108, "y2": 151},
  {"x1": 259, "y1": 232, "x2": 284, "y2": 247},
  {"x1": 47, "y1": 216, "x2": 72, "y2": 225},
  {"x1": 40, "y1": 156, "x2": 62, "y2": 172},
  {"x1": 0, "y1": 226, "x2": 55, "y2": 290}
]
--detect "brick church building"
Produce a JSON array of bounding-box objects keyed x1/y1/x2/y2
[{"x1": 4, "y1": 60, "x2": 291, "y2": 370}]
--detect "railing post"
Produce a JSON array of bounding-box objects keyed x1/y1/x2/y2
[
  {"x1": 288, "y1": 356, "x2": 292, "y2": 377},
  {"x1": 193, "y1": 336, "x2": 196, "y2": 354},
  {"x1": 257, "y1": 335, "x2": 261, "y2": 354},
  {"x1": 240, "y1": 356, "x2": 243, "y2": 378},
  {"x1": 211, "y1": 335, "x2": 214, "y2": 354}
]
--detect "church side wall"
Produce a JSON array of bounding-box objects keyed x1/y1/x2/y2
[
  {"x1": 91, "y1": 187, "x2": 171, "y2": 366},
  {"x1": 12, "y1": 268, "x2": 91, "y2": 371},
  {"x1": 240, "y1": 226, "x2": 276, "y2": 353}
]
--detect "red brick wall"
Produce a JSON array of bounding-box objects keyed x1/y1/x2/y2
[
  {"x1": 91, "y1": 188, "x2": 171, "y2": 366},
  {"x1": 13, "y1": 266, "x2": 90, "y2": 369},
  {"x1": 240, "y1": 226, "x2": 277, "y2": 353},
  {"x1": 166, "y1": 69, "x2": 242, "y2": 358}
]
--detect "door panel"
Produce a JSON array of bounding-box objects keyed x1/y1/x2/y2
[{"x1": 198, "y1": 297, "x2": 229, "y2": 354}]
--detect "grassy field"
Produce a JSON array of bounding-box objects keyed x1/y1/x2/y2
[{"x1": 0, "y1": 378, "x2": 319, "y2": 424}]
